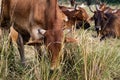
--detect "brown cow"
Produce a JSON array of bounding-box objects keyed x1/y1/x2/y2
[
  {"x1": 59, "y1": 5, "x2": 90, "y2": 29},
  {"x1": 91, "y1": 9, "x2": 120, "y2": 40},
  {"x1": 0, "y1": 0, "x2": 76, "y2": 70}
]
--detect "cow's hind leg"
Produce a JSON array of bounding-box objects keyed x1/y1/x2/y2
[{"x1": 16, "y1": 33, "x2": 25, "y2": 66}]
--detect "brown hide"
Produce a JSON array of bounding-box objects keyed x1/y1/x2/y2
[
  {"x1": 59, "y1": 5, "x2": 90, "y2": 29},
  {"x1": 1, "y1": 0, "x2": 73, "y2": 70},
  {"x1": 102, "y1": 13, "x2": 120, "y2": 37},
  {"x1": 60, "y1": 6, "x2": 89, "y2": 21},
  {"x1": 9, "y1": 27, "x2": 18, "y2": 43}
]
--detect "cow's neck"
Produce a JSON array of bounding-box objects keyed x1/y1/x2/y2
[{"x1": 46, "y1": 0, "x2": 57, "y2": 29}]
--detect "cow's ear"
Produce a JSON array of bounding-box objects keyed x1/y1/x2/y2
[
  {"x1": 112, "y1": 9, "x2": 118, "y2": 13},
  {"x1": 38, "y1": 29, "x2": 46, "y2": 35},
  {"x1": 64, "y1": 37, "x2": 77, "y2": 43}
]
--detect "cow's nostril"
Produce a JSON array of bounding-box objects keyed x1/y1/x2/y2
[{"x1": 95, "y1": 26, "x2": 101, "y2": 31}]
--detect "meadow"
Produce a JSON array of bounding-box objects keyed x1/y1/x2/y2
[{"x1": 0, "y1": 2, "x2": 120, "y2": 80}]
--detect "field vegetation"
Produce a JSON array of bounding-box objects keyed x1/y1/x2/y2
[{"x1": 0, "y1": 1, "x2": 120, "y2": 80}]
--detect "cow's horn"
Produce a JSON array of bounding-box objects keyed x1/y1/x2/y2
[
  {"x1": 96, "y1": 5, "x2": 101, "y2": 11},
  {"x1": 74, "y1": 4, "x2": 78, "y2": 10},
  {"x1": 104, "y1": 9, "x2": 109, "y2": 13},
  {"x1": 38, "y1": 29, "x2": 46, "y2": 35},
  {"x1": 112, "y1": 9, "x2": 118, "y2": 13},
  {"x1": 88, "y1": 6, "x2": 94, "y2": 13}
]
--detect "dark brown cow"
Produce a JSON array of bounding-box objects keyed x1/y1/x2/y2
[
  {"x1": 91, "y1": 10, "x2": 120, "y2": 40},
  {"x1": 59, "y1": 5, "x2": 90, "y2": 29},
  {"x1": 0, "y1": 0, "x2": 76, "y2": 70}
]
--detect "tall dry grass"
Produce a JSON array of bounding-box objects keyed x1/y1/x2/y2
[
  {"x1": 0, "y1": 3, "x2": 120, "y2": 80},
  {"x1": 0, "y1": 28, "x2": 120, "y2": 80}
]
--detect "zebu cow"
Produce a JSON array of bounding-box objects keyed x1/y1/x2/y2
[
  {"x1": 0, "y1": 0, "x2": 76, "y2": 70},
  {"x1": 87, "y1": 1, "x2": 120, "y2": 40},
  {"x1": 91, "y1": 10, "x2": 120, "y2": 40},
  {"x1": 59, "y1": 5, "x2": 90, "y2": 29}
]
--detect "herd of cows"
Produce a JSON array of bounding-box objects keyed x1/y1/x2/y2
[{"x1": 0, "y1": 0, "x2": 120, "y2": 70}]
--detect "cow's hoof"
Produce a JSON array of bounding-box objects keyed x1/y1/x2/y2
[{"x1": 21, "y1": 61, "x2": 26, "y2": 67}]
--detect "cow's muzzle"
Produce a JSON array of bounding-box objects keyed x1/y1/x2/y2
[{"x1": 95, "y1": 26, "x2": 101, "y2": 31}]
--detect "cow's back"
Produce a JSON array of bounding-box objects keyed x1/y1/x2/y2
[
  {"x1": 9, "y1": 0, "x2": 48, "y2": 36},
  {"x1": 102, "y1": 13, "x2": 120, "y2": 37},
  {"x1": 113, "y1": 15, "x2": 120, "y2": 37}
]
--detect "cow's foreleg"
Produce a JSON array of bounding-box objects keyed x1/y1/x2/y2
[{"x1": 16, "y1": 33, "x2": 25, "y2": 66}]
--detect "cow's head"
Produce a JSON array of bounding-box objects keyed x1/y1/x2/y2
[
  {"x1": 91, "y1": 10, "x2": 108, "y2": 35},
  {"x1": 40, "y1": 29, "x2": 63, "y2": 70},
  {"x1": 89, "y1": 4, "x2": 108, "y2": 36},
  {"x1": 27, "y1": 24, "x2": 76, "y2": 70},
  {"x1": 39, "y1": 28, "x2": 76, "y2": 70}
]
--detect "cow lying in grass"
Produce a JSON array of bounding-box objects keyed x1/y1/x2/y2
[{"x1": 90, "y1": 5, "x2": 120, "y2": 40}]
